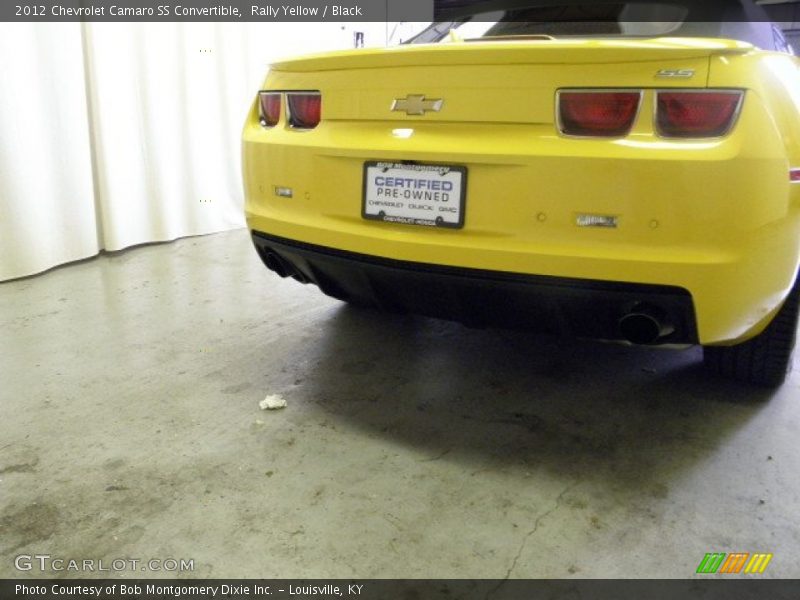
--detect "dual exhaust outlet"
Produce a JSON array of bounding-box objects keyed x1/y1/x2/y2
[{"x1": 262, "y1": 250, "x2": 308, "y2": 284}]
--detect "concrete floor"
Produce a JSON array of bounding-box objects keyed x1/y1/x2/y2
[{"x1": 1, "y1": 228, "x2": 799, "y2": 579}]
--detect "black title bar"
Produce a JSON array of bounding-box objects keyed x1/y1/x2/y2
[
  {"x1": 1, "y1": 0, "x2": 788, "y2": 22},
  {"x1": 2, "y1": 0, "x2": 433, "y2": 22}
]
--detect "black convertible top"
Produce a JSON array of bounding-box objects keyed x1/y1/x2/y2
[
  {"x1": 406, "y1": 0, "x2": 784, "y2": 49},
  {"x1": 432, "y1": 0, "x2": 771, "y2": 22}
]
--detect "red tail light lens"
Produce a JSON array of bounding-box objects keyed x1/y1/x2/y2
[
  {"x1": 558, "y1": 91, "x2": 641, "y2": 137},
  {"x1": 258, "y1": 92, "x2": 281, "y2": 128},
  {"x1": 656, "y1": 91, "x2": 743, "y2": 138},
  {"x1": 287, "y1": 92, "x2": 321, "y2": 129}
]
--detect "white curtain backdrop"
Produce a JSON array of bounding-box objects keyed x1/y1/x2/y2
[
  {"x1": 0, "y1": 22, "x2": 389, "y2": 281},
  {"x1": 0, "y1": 23, "x2": 99, "y2": 282}
]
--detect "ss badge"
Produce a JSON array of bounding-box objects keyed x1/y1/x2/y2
[{"x1": 656, "y1": 69, "x2": 695, "y2": 79}]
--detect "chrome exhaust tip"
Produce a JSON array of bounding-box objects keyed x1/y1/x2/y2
[{"x1": 619, "y1": 304, "x2": 675, "y2": 345}]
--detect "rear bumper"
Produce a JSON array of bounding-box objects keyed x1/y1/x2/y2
[{"x1": 252, "y1": 231, "x2": 699, "y2": 344}]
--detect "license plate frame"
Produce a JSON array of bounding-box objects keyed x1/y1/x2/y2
[{"x1": 362, "y1": 161, "x2": 467, "y2": 229}]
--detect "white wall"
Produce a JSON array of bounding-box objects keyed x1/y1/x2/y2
[{"x1": 0, "y1": 22, "x2": 392, "y2": 281}]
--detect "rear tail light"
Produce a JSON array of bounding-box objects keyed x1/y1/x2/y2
[
  {"x1": 790, "y1": 169, "x2": 800, "y2": 183},
  {"x1": 656, "y1": 90, "x2": 743, "y2": 138},
  {"x1": 287, "y1": 92, "x2": 321, "y2": 129},
  {"x1": 258, "y1": 92, "x2": 281, "y2": 128},
  {"x1": 558, "y1": 91, "x2": 642, "y2": 137}
]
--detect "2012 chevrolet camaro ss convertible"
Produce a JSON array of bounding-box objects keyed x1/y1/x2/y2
[{"x1": 243, "y1": 1, "x2": 800, "y2": 387}]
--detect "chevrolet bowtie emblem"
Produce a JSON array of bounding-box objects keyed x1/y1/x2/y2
[{"x1": 391, "y1": 94, "x2": 443, "y2": 116}]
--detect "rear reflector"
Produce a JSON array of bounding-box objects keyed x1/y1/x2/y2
[
  {"x1": 258, "y1": 92, "x2": 281, "y2": 128},
  {"x1": 656, "y1": 90, "x2": 743, "y2": 138},
  {"x1": 558, "y1": 91, "x2": 641, "y2": 137},
  {"x1": 791, "y1": 169, "x2": 800, "y2": 182},
  {"x1": 287, "y1": 92, "x2": 321, "y2": 129}
]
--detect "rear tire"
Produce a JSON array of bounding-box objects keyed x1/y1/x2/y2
[{"x1": 703, "y1": 276, "x2": 800, "y2": 387}]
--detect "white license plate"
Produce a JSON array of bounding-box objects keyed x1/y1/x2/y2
[{"x1": 362, "y1": 162, "x2": 467, "y2": 229}]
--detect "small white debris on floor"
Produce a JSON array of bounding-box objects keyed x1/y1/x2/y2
[{"x1": 259, "y1": 394, "x2": 287, "y2": 410}]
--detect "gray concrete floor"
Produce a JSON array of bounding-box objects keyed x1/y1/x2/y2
[{"x1": 1, "y1": 228, "x2": 799, "y2": 579}]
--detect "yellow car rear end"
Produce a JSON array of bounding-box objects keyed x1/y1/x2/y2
[{"x1": 243, "y1": 37, "x2": 800, "y2": 386}]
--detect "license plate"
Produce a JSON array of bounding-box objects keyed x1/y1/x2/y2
[{"x1": 362, "y1": 162, "x2": 467, "y2": 229}]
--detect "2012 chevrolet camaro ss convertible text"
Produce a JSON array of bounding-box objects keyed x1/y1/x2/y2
[{"x1": 243, "y1": 0, "x2": 800, "y2": 387}]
